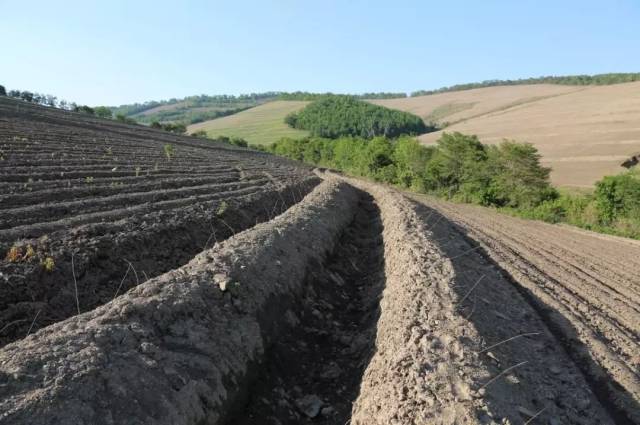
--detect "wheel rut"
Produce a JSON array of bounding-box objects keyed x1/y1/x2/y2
[{"x1": 229, "y1": 191, "x2": 384, "y2": 424}]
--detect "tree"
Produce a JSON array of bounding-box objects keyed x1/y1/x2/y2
[
  {"x1": 94, "y1": 106, "x2": 112, "y2": 119},
  {"x1": 486, "y1": 141, "x2": 556, "y2": 208},
  {"x1": 74, "y1": 105, "x2": 95, "y2": 115},
  {"x1": 0, "y1": 85, "x2": 6, "y2": 96},
  {"x1": 393, "y1": 136, "x2": 433, "y2": 189},
  {"x1": 20, "y1": 91, "x2": 34, "y2": 102},
  {"x1": 424, "y1": 132, "x2": 488, "y2": 196}
]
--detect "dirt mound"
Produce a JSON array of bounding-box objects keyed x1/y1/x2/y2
[
  {"x1": 0, "y1": 179, "x2": 359, "y2": 424},
  {"x1": 339, "y1": 175, "x2": 613, "y2": 424},
  {"x1": 412, "y1": 193, "x2": 640, "y2": 423}
]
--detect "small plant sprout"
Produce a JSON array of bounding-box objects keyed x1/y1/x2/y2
[
  {"x1": 135, "y1": 166, "x2": 141, "y2": 177},
  {"x1": 85, "y1": 176, "x2": 94, "y2": 184},
  {"x1": 105, "y1": 146, "x2": 113, "y2": 156},
  {"x1": 24, "y1": 244, "x2": 36, "y2": 260},
  {"x1": 41, "y1": 257, "x2": 55, "y2": 272},
  {"x1": 216, "y1": 201, "x2": 229, "y2": 217},
  {"x1": 164, "y1": 144, "x2": 175, "y2": 161},
  {"x1": 5, "y1": 245, "x2": 22, "y2": 262}
]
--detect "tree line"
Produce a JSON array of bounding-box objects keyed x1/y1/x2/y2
[
  {"x1": 284, "y1": 95, "x2": 432, "y2": 139},
  {"x1": 411, "y1": 73, "x2": 640, "y2": 97},
  {"x1": 277, "y1": 91, "x2": 407, "y2": 101},
  {"x1": 265, "y1": 133, "x2": 640, "y2": 239}
]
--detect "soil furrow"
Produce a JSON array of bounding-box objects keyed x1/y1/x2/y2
[{"x1": 229, "y1": 191, "x2": 384, "y2": 424}]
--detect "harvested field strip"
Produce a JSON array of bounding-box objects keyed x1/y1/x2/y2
[
  {"x1": 0, "y1": 178, "x2": 318, "y2": 347},
  {"x1": 230, "y1": 191, "x2": 385, "y2": 424},
  {"x1": 412, "y1": 195, "x2": 640, "y2": 423},
  {"x1": 0, "y1": 179, "x2": 360, "y2": 424}
]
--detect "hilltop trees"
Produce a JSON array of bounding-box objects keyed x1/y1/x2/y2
[
  {"x1": 0, "y1": 85, "x2": 5, "y2": 96},
  {"x1": 285, "y1": 95, "x2": 432, "y2": 139},
  {"x1": 411, "y1": 73, "x2": 640, "y2": 97}
]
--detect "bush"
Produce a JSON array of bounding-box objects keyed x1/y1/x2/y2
[
  {"x1": 94, "y1": 106, "x2": 113, "y2": 119},
  {"x1": 191, "y1": 129, "x2": 208, "y2": 138},
  {"x1": 594, "y1": 171, "x2": 640, "y2": 224}
]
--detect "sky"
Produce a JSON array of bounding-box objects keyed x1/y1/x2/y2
[{"x1": 2, "y1": 0, "x2": 639, "y2": 106}]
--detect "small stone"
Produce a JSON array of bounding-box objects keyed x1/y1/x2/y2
[{"x1": 295, "y1": 394, "x2": 323, "y2": 418}]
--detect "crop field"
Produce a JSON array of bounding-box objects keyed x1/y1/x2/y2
[
  {"x1": 187, "y1": 100, "x2": 309, "y2": 145},
  {"x1": 1, "y1": 98, "x2": 639, "y2": 424},
  {"x1": 374, "y1": 82, "x2": 640, "y2": 187}
]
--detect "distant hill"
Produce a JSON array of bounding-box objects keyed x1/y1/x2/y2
[
  {"x1": 374, "y1": 82, "x2": 640, "y2": 187},
  {"x1": 188, "y1": 101, "x2": 310, "y2": 145},
  {"x1": 110, "y1": 91, "x2": 408, "y2": 126},
  {"x1": 109, "y1": 93, "x2": 280, "y2": 125}
]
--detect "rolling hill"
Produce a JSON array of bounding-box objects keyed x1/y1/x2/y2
[
  {"x1": 187, "y1": 100, "x2": 309, "y2": 145},
  {"x1": 374, "y1": 82, "x2": 640, "y2": 187}
]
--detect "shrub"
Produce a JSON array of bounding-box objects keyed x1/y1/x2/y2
[
  {"x1": 191, "y1": 129, "x2": 208, "y2": 138},
  {"x1": 594, "y1": 170, "x2": 640, "y2": 224},
  {"x1": 94, "y1": 106, "x2": 113, "y2": 119},
  {"x1": 164, "y1": 144, "x2": 175, "y2": 161}
]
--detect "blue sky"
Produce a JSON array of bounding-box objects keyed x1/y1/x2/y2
[{"x1": 2, "y1": 0, "x2": 639, "y2": 106}]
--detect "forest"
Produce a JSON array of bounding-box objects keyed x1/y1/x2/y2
[{"x1": 284, "y1": 95, "x2": 431, "y2": 138}]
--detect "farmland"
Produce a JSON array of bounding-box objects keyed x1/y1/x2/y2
[
  {"x1": 188, "y1": 82, "x2": 640, "y2": 187},
  {"x1": 374, "y1": 82, "x2": 640, "y2": 187},
  {"x1": 187, "y1": 100, "x2": 309, "y2": 145},
  {"x1": 1, "y1": 96, "x2": 639, "y2": 424}
]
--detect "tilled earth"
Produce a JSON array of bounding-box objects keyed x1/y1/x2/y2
[
  {"x1": 1, "y1": 98, "x2": 639, "y2": 424},
  {"x1": 410, "y1": 193, "x2": 640, "y2": 424},
  {"x1": 0, "y1": 97, "x2": 318, "y2": 346}
]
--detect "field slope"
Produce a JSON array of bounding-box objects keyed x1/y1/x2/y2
[
  {"x1": 374, "y1": 82, "x2": 640, "y2": 187},
  {"x1": 188, "y1": 100, "x2": 309, "y2": 145}
]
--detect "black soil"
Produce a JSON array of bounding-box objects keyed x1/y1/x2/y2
[{"x1": 229, "y1": 192, "x2": 385, "y2": 424}]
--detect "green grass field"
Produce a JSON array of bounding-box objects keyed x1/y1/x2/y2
[{"x1": 187, "y1": 100, "x2": 309, "y2": 145}]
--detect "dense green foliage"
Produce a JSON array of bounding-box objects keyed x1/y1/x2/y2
[
  {"x1": 190, "y1": 130, "x2": 248, "y2": 147},
  {"x1": 267, "y1": 132, "x2": 556, "y2": 209},
  {"x1": 115, "y1": 114, "x2": 138, "y2": 125},
  {"x1": 266, "y1": 132, "x2": 640, "y2": 240},
  {"x1": 285, "y1": 96, "x2": 431, "y2": 139},
  {"x1": 150, "y1": 121, "x2": 186, "y2": 134},
  {"x1": 278, "y1": 92, "x2": 407, "y2": 101},
  {"x1": 411, "y1": 73, "x2": 640, "y2": 97},
  {"x1": 93, "y1": 106, "x2": 113, "y2": 119},
  {"x1": 514, "y1": 170, "x2": 640, "y2": 239}
]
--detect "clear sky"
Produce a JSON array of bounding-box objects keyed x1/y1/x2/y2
[{"x1": 2, "y1": 0, "x2": 639, "y2": 106}]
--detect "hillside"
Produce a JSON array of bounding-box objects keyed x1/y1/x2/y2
[
  {"x1": 374, "y1": 82, "x2": 640, "y2": 187},
  {"x1": 2, "y1": 95, "x2": 639, "y2": 424},
  {"x1": 109, "y1": 93, "x2": 278, "y2": 125},
  {"x1": 187, "y1": 100, "x2": 310, "y2": 145}
]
